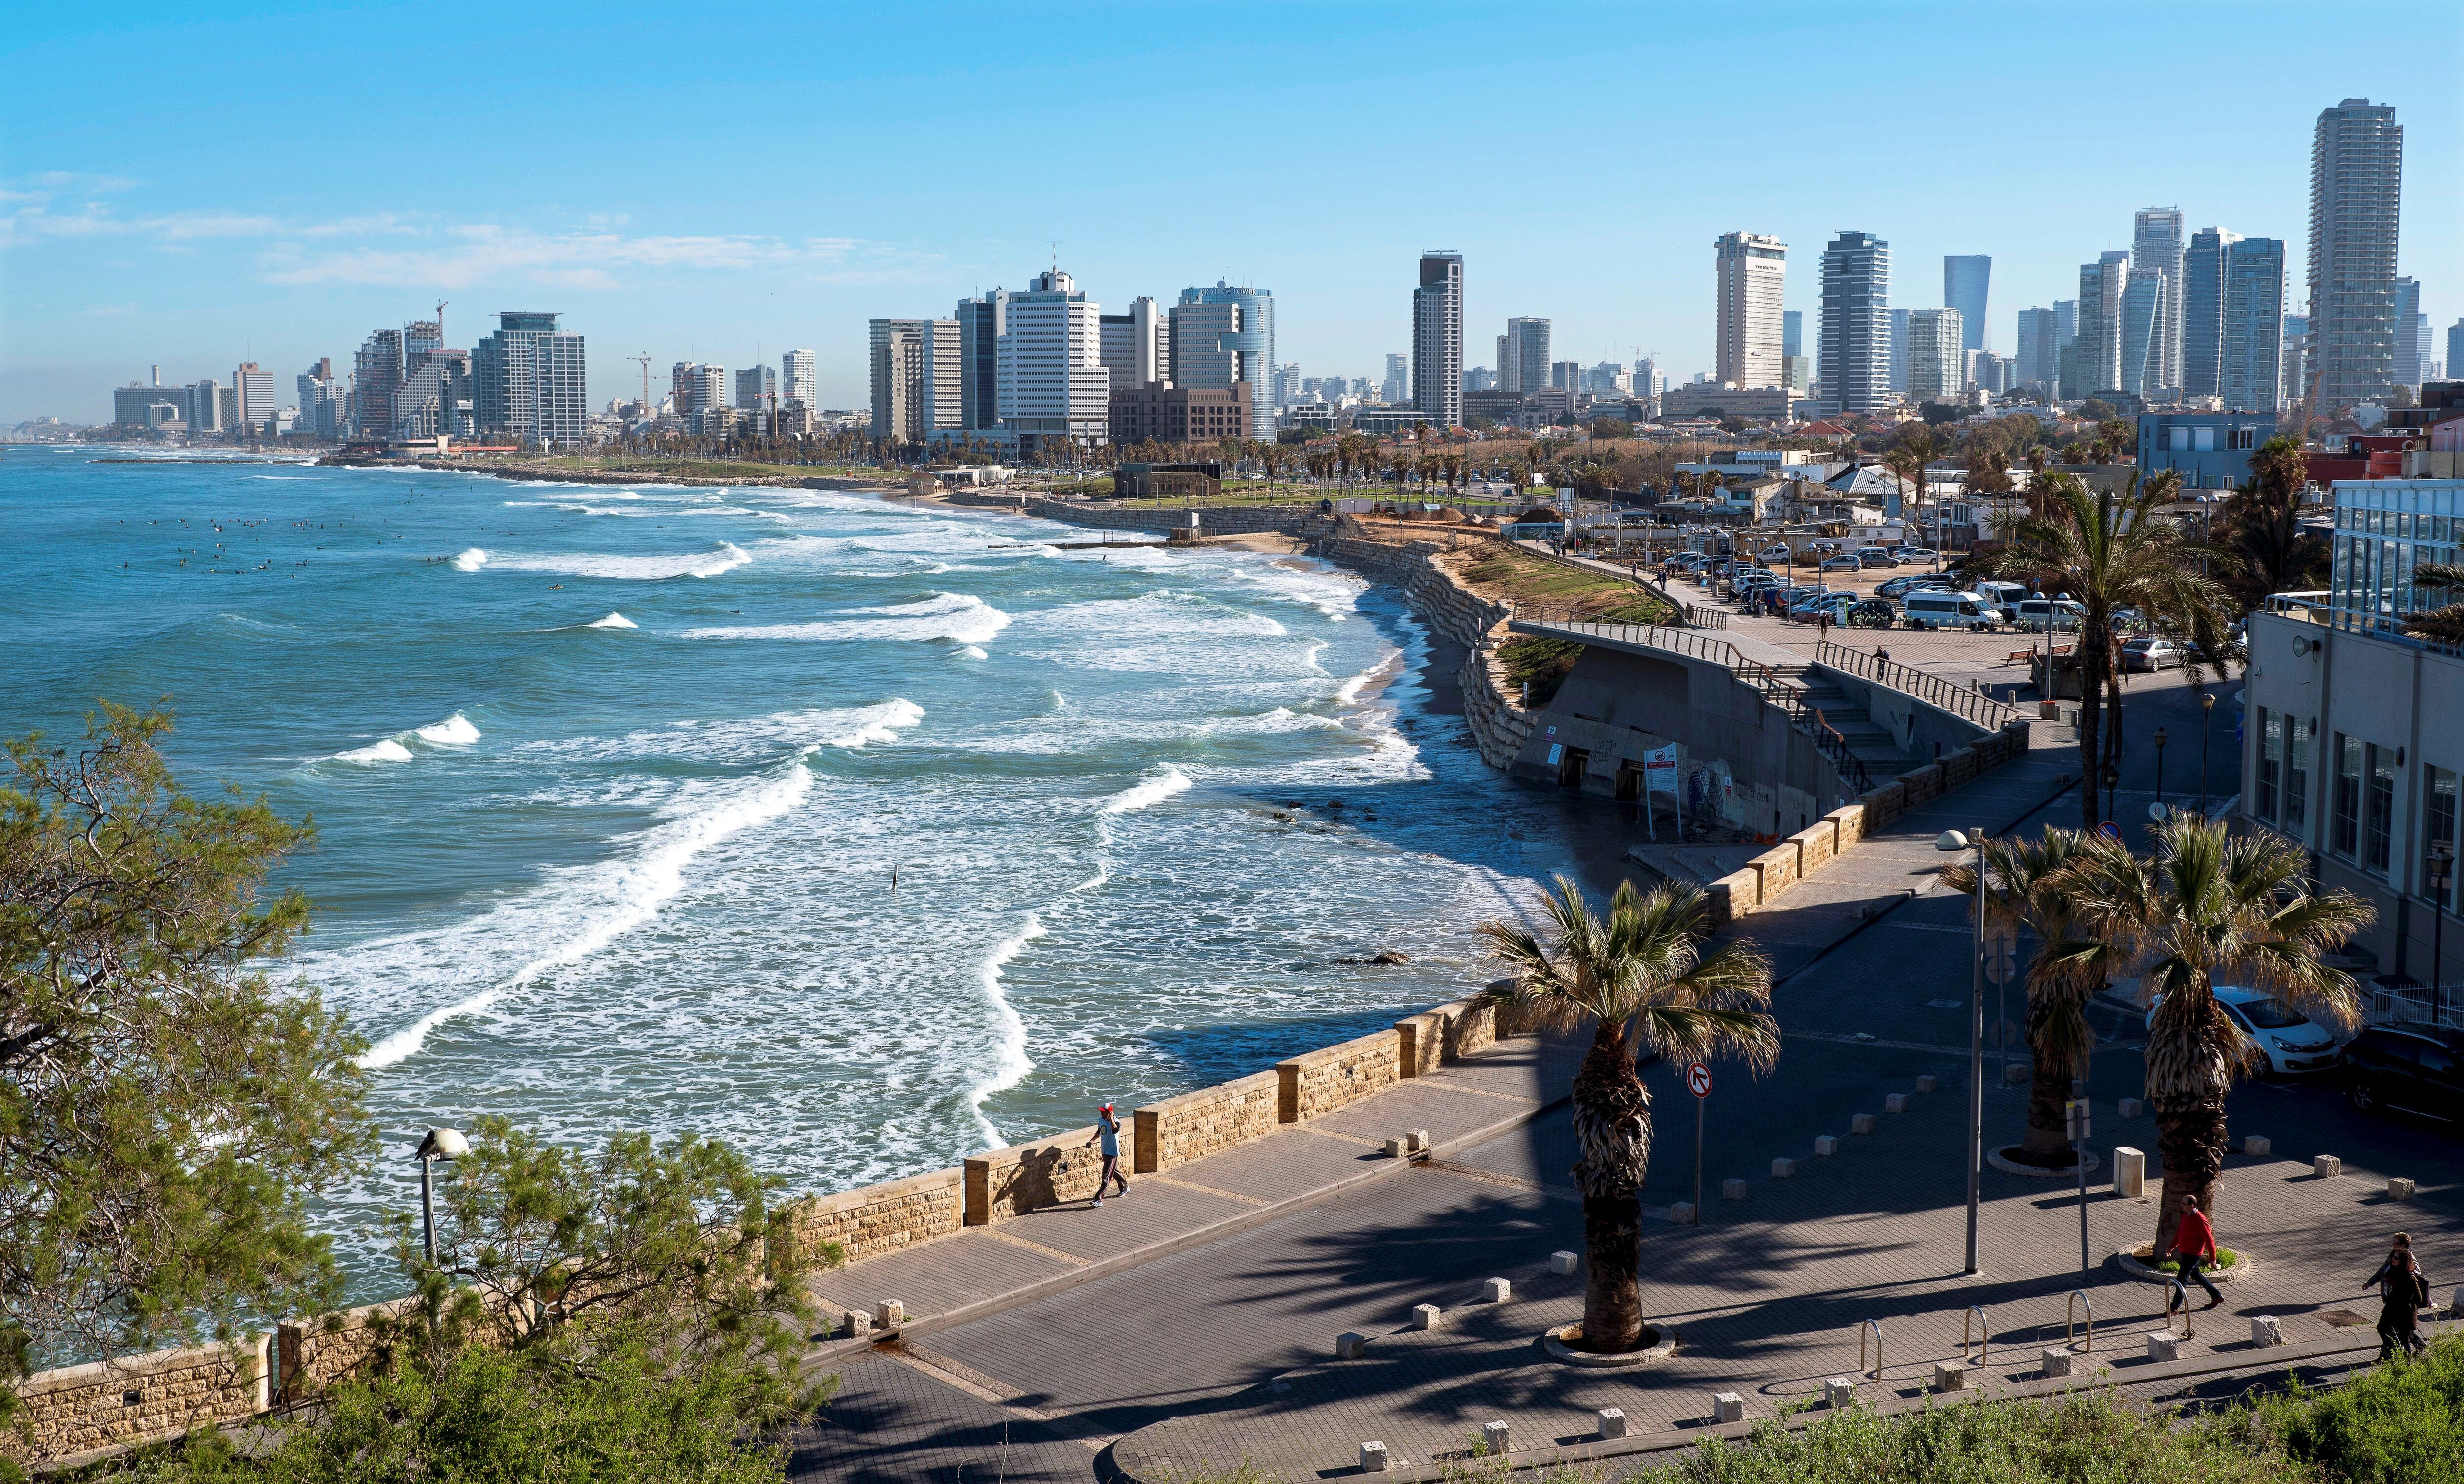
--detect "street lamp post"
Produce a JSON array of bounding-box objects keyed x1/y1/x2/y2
[
  {"x1": 2431, "y1": 842, "x2": 2455, "y2": 1028},
  {"x1": 2198, "y1": 691, "x2": 2217, "y2": 817},
  {"x1": 414, "y1": 1127, "x2": 470, "y2": 1265},
  {"x1": 1937, "y1": 828, "x2": 1987, "y2": 1276},
  {"x1": 2154, "y1": 727, "x2": 2169, "y2": 809},
  {"x1": 2103, "y1": 763, "x2": 2121, "y2": 827}
]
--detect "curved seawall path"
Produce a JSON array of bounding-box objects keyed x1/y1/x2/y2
[{"x1": 1, "y1": 447, "x2": 1597, "y2": 1301}]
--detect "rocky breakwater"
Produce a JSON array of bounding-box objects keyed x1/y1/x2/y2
[{"x1": 1307, "y1": 536, "x2": 1532, "y2": 770}]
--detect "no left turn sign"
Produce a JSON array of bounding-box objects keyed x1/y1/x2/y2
[{"x1": 1687, "y1": 1061, "x2": 1713, "y2": 1098}]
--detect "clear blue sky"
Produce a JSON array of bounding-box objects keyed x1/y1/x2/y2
[{"x1": 3, "y1": 1, "x2": 2459, "y2": 424}]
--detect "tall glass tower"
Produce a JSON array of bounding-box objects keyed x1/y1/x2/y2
[
  {"x1": 1942, "y1": 255, "x2": 1991, "y2": 355},
  {"x1": 1173, "y1": 282, "x2": 1276, "y2": 436}
]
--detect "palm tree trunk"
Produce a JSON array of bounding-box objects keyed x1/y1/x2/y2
[
  {"x1": 1569, "y1": 1020, "x2": 1652, "y2": 1352},
  {"x1": 2019, "y1": 1039, "x2": 2076, "y2": 1161},
  {"x1": 2152, "y1": 1090, "x2": 2228, "y2": 1255}
]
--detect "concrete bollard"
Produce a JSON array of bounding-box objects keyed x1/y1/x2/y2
[
  {"x1": 1711, "y1": 1392, "x2": 1745, "y2": 1423},
  {"x1": 1482, "y1": 1277, "x2": 1512, "y2": 1303},
  {"x1": 2119, "y1": 1097, "x2": 2144, "y2": 1118},
  {"x1": 2004, "y1": 1062, "x2": 2030, "y2": 1085},
  {"x1": 1383, "y1": 1137, "x2": 1407, "y2": 1159},
  {"x1": 1773, "y1": 1156, "x2": 1798, "y2": 1178},
  {"x1": 1409, "y1": 1129, "x2": 1430, "y2": 1154},
  {"x1": 873, "y1": 1300, "x2": 906, "y2": 1330},
  {"x1": 2452, "y1": 1286, "x2": 2464, "y2": 1317},
  {"x1": 1885, "y1": 1093, "x2": 1909, "y2": 1114},
  {"x1": 1916, "y1": 1075, "x2": 1937, "y2": 1093},
  {"x1": 1933, "y1": 1362, "x2": 1967, "y2": 1393},
  {"x1": 2113, "y1": 1146, "x2": 2146, "y2": 1199},
  {"x1": 2146, "y1": 1332, "x2": 2182, "y2": 1362},
  {"x1": 2040, "y1": 1348, "x2": 2072, "y2": 1378},
  {"x1": 841, "y1": 1308, "x2": 873, "y2": 1337},
  {"x1": 1549, "y1": 1250, "x2": 1579, "y2": 1275},
  {"x1": 1597, "y1": 1407, "x2": 1627, "y2": 1439},
  {"x1": 1359, "y1": 1441, "x2": 1390, "y2": 1473},
  {"x1": 1336, "y1": 1331, "x2": 1367, "y2": 1359},
  {"x1": 1851, "y1": 1113, "x2": 1877, "y2": 1135},
  {"x1": 1669, "y1": 1201, "x2": 1698, "y2": 1225},
  {"x1": 1823, "y1": 1376, "x2": 1856, "y2": 1409},
  {"x1": 1815, "y1": 1134, "x2": 1840, "y2": 1156},
  {"x1": 2314, "y1": 1154, "x2": 2343, "y2": 1178},
  {"x1": 1722, "y1": 1177, "x2": 1748, "y2": 1200},
  {"x1": 2388, "y1": 1177, "x2": 2417, "y2": 1200},
  {"x1": 1481, "y1": 1421, "x2": 1509, "y2": 1455},
  {"x1": 2251, "y1": 1316, "x2": 2285, "y2": 1347},
  {"x1": 1412, "y1": 1303, "x2": 1442, "y2": 1330},
  {"x1": 2242, "y1": 1135, "x2": 2272, "y2": 1157}
]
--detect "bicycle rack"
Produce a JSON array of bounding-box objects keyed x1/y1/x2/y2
[
  {"x1": 1962, "y1": 1306, "x2": 1990, "y2": 1365},
  {"x1": 2162, "y1": 1279, "x2": 2192, "y2": 1340},
  {"x1": 1857, "y1": 1319, "x2": 1883, "y2": 1379},
  {"x1": 2065, "y1": 1291, "x2": 2094, "y2": 1353}
]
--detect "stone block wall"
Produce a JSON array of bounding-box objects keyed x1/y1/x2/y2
[
  {"x1": 966, "y1": 1128, "x2": 1106, "y2": 1226},
  {"x1": 1827, "y1": 802, "x2": 1867, "y2": 850},
  {"x1": 1394, "y1": 1009, "x2": 1448, "y2": 1077},
  {"x1": 1899, "y1": 762, "x2": 1946, "y2": 806},
  {"x1": 1030, "y1": 499, "x2": 1319, "y2": 536},
  {"x1": 1134, "y1": 1070, "x2": 1281, "y2": 1174},
  {"x1": 794, "y1": 1166, "x2": 965, "y2": 1259},
  {"x1": 1277, "y1": 1030, "x2": 1403, "y2": 1122},
  {"x1": 4, "y1": 1336, "x2": 268, "y2": 1470},
  {"x1": 1749, "y1": 840, "x2": 1802, "y2": 899},
  {"x1": 275, "y1": 1297, "x2": 420, "y2": 1404},
  {"x1": 1792, "y1": 817, "x2": 1837, "y2": 872},
  {"x1": 1437, "y1": 999, "x2": 1498, "y2": 1061}
]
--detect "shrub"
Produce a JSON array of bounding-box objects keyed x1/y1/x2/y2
[{"x1": 2262, "y1": 1332, "x2": 2464, "y2": 1484}]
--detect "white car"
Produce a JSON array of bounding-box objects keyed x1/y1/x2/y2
[
  {"x1": 1893, "y1": 547, "x2": 1940, "y2": 563},
  {"x1": 2144, "y1": 985, "x2": 2341, "y2": 1075}
]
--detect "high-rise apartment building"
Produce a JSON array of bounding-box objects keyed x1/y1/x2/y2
[
  {"x1": 2120, "y1": 271, "x2": 2166, "y2": 398},
  {"x1": 2221, "y1": 238, "x2": 2286, "y2": 413},
  {"x1": 2015, "y1": 308, "x2": 2059, "y2": 391},
  {"x1": 735, "y1": 365, "x2": 778, "y2": 410},
  {"x1": 2132, "y1": 208, "x2": 2187, "y2": 394},
  {"x1": 1381, "y1": 353, "x2": 1409, "y2": 405},
  {"x1": 868, "y1": 319, "x2": 962, "y2": 442},
  {"x1": 1782, "y1": 309, "x2": 1802, "y2": 359},
  {"x1": 352, "y1": 328, "x2": 404, "y2": 439},
  {"x1": 1817, "y1": 232, "x2": 1890, "y2": 414},
  {"x1": 2449, "y1": 321, "x2": 2464, "y2": 389},
  {"x1": 1713, "y1": 231, "x2": 1786, "y2": 388},
  {"x1": 296, "y1": 358, "x2": 342, "y2": 437},
  {"x1": 1171, "y1": 283, "x2": 1272, "y2": 435},
  {"x1": 1500, "y1": 318, "x2": 1551, "y2": 394},
  {"x1": 232, "y1": 362, "x2": 276, "y2": 434},
  {"x1": 1101, "y1": 296, "x2": 1168, "y2": 395},
  {"x1": 1942, "y1": 255, "x2": 1990, "y2": 354},
  {"x1": 2181, "y1": 227, "x2": 2242, "y2": 401},
  {"x1": 1888, "y1": 309, "x2": 1910, "y2": 395},
  {"x1": 782, "y1": 349, "x2": 816, "y2": 410},
  {"x1": 999, "y1": 270, "x2": 1108, "y2": 445},
  {"x1": 1905, "y1": 309, "x2": 1964, "y2": 401},
  {"x1": 2283, "y1": 313, "x2": 2312, "y2": 408},
  {"x1": 474, "y1": 312, "x2": 584, "y2": 447},
  {"x1": 1412, "y1": 252, "x2": 1464, "y2": 428},
  {"x1": 954, "y1": 290, "x2": 1007, "y2": 431},
  {"x1": 2309, "y1": 98, "x2": 2404, "y2": 409},
  {"x1": 2069, "y1": 252, "x2": 2131, "y2": 398},
  {"x1": 2394, "y1": 278, "x2": 2424, "y2": 390}
]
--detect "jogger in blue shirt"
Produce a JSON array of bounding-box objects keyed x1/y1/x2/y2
[{"x1": 1083, "y1": 1103, "x2": 1130, "y2": 1205}]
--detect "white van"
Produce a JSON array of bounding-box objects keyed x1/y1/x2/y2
[
  {"x1": 1902, "y1": 589, "x2": 1998, "y2": 630},
  {"x1": 2012, "y1": 598, "x2": 2087, "y2": 632}
]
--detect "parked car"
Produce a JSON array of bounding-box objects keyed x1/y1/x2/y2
[
  {"x1": 1877, "y1": 573, "x2": 1951, "y2": 600},
  {"x1": 2121, "y1": 637, "x2": 2189, "y2": 672},
  {"x1": 1854, "y1": 546, "x2": 1899, "y2": 568},
  {"x1": 1759, "y1": 544, "x2": 1794, "y2": 561},
  {"x1": 1819, "y1": 554, "x2": 1863, "y2": 573},
  {"x1": 1847, "y1": 598, "x2": 1898, "y2": 628},
  {"x1": 2342, "y1": 1024, "x2": 2463, "y2": 1120},
  {"x1": 1974, "y1": 580, "x2": 2030, "y2": 615},
  {"x1": 1891, "y1": 547, "x2": 1940, "y2": 564},
  {"x1": 1902, "y1": 589, "x2": 1999, "y2": 630},
  {"x1": 2145, "y1": 986, "x2": 2343, "y2": 1076},
  {"x1": 2012, "y1": 598, "x2": 2087, "y2": 632}
]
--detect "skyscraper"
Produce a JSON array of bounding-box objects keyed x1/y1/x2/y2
[
  {"x1": 1782, "y1": 309, "x2": 1803, "y2": 359},
  {"x1": 2221, "y1": 238, "x2": 2286, "y2": 413},
  {"x1": 352, "y1": 327, "x2": 403, "y2": 439},
  {"x1": 782, "y1": 349, "x2": 816, "y2": 409},
  {"x1": 2181, "y1": 227, "x2": 2242, "y2": 401},
  {"x1": 735, "y1": 364, "x2": 778, "y2": 410},
  {"x1": 474, "y1": 312, "x2": 583, "y2": 447},
  {"x1": 1000, "y1": 269, "x2": 1108, "y2": 446},
  {"x1": 1381, "y1": 353, "x2": 1408, "y2": 405},
  {"x1": 1888, "y1": 308, "x2": 1910, "y2": 395},
  {"x1": 1942, "y1": 255, "x2": 1990, "y2": 354},
  {"x1": 2450, "y1": 321, "x2": 2464, "y2": 390},
  {"x1": 2309, "y1": 98, "x2": 2404, "y2": 409},
  {"x1": 1906, "y1": 309, "x2": 1964, "y2": 401},
  {"x1": 232, "y1": 362, "x2": 276, "y2": 434},
  {"x1": 1173, "y1": 283, "x2": 1274, "y2": 434},
  {"x1": 2071, "y1": 252, "x2": 2130, "y2": 397},
  {"x1": 954, "y1": 289, "x2": 1007, "y2": 431},
  {"x1": 2015, "y1": 308, "x2": 2059, "y2": 391},
  {"x1": 2394, "y1": 277, "x2": 2423, "y2": 390},
  {"x1": 2120, "y1": 271, "x2": 2166, "y2": 398},
  {"x1": 2131, "y1": 208, "x2": 2186, "y2": 393},
  {"x1": 296, "y1": 358, "x2": 342, "y2": 437},
  {"x1": 1101, "y1": 297, "x2": 1165, "y2": 394},
  {"x1": 1412, "y1": 252, "x2": 1464, "y2": 428},
  {"x1": 1817, "y1": 231, "x2": 1890, "y2": 414},
  {"x1": 1713, "y1": 231, "x2": 1786, "y2": 388},
  {"x1": 1501, "y1": 317, "x2": 1551, "y2": 394},
  {"x1": 868, "y1": 319, "x2": 962, "y2": 442}
]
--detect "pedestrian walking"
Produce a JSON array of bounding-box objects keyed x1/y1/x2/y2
[
  {"x1": 2364, "y1": 1232, "x2": 2430, "y2": 1360},
  {"x1": 1816, "y1": 609, "x2": 1831, "y2": 638},
  {"x1": 1082, "y1": 1103, "x2": 1130, "y2": 1205},
  {"x1": 2171, "y1": 1194, "x2": 2224, "y2": 1309},
  {"x1": 1873, "y1": 645, "x2": 1891, "y2": 668}
]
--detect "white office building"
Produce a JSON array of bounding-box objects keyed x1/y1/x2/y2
[
  {"x1": 1904, "y1": 309, "x2": 1964, "y2": 401},
  {"x1": 782, "y1": 349, "x2": 816, "y2": 409},
  {"x1": 1714, "y1": 231, "x2": 1787, "y2": 388},
  {"x1": 1413, "y1": 251, "x2": 1464, "y2": 428},
  {"x1": 2132, "y1": 207, "x2": 2187, "y2": 394},
  {"x1": 998, "y1": 270, "x2": 1108, "y2": 446},
  {"x1": 869, "y1": 319, "x2": 963, "y2": 443}
]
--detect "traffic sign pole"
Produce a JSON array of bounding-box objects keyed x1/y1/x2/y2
[{"x1": 1686, "y1": 1062, "x2": 1712, "y2": 1227}]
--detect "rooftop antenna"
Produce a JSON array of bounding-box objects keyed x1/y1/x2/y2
[{"x1": 1049, "y1": 241, "x2": 1060, "y2": 274}]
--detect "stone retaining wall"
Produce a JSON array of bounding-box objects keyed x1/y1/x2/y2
[
  {"x1": 1028, "y1": 498, "x2": 1321, "y2": 535},
  {"x1": 966, "y1": 1127, "x2": 1107, "y2": 1225},
  {"x1": 4, "y1": 1336, "x2": 268, "y2": 1470},
  {"x1": 1278, "y1": 1030, "x2": 1404, "y2": 1122},
  {"x1": 1306, "y1": 536, "x2": 1533, "y2": 770},
  {"x1": 1135, "y1": 1070, "x2": 1282, "y2": 1174},
  {"x1": 274, "y1": 1297, "x2": 419, "y2": 1405},
  {"x1": 794, "y1": 1166, "x2": 966, "y2": 1259}
]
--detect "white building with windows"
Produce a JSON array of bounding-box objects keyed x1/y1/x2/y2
[
  {"x1": 1412, "y1": 251, "x2": 1464, "y2": 428},
  {"x1": 1904, "y1": 309, "x2": 1964, "y2": 402},
  {"x1": 2243, "y1": 476, "x2": 2464, "y2": 1012},
  {"x1": 998, "y1": 270, "x2": 1108, "y2": 446},
  {"x1": 782, "y1": 349, "x2": 816, "y2": 410},
  {"x1": 1714, "y1": 231, "x2": 1786, "y2": 389}
]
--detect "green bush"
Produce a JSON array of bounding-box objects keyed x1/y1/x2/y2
[{"x1": 2263, "y1": 1333, "x2": 2464, "y2": 1483}]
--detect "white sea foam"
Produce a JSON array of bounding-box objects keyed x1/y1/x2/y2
[
  {"x1": 681, "y1": 592, "x2": 1011, "y2": 646},
  {"x1": 451, "y1": 548, "x2": 489, "y2": 571},
  {"x1": 414, "y1": 713, "x2": 481, "y2": 746},
  {"x1": 585, "y1": 612, "x2": 638, "y2": 629},
  {"x1": 331, "y1": 738, "x2": 415, "y2": 764},
  {"x1": 1099, "y1": 767, "x2": 1192, "y2": 815},
  {"x1": 966, "y1": 914, "x2": 1045, "y2": 1145},
  {"x1": 951, "y1": 645, "x2": 989, "y2": 660},
  {"x1": 483, "y1": 542, "x2": 751, "y2": 580},
  {"x1": 524, "y1": 699, "x2": 926, "y2": 765},
  {"x1": 356, "y1": 760, "x2": 818, "y2": 1070},
  {"x1": 1227, "y1": 560, "x2": 1366, "y2": 620}
]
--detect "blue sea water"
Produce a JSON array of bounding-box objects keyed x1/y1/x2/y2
[{"x1": 2, "y1": 447, "x2": 1579, "y2": 1295}]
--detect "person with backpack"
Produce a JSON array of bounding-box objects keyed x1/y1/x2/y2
[
  {"x1": 2365, "y1": 1233, "x2": 2430, "y2": 1360},
  {"x1": 1082, "y1": 1103, "x2": 1130, "y2": 1206}
]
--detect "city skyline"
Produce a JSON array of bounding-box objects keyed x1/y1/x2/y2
[{"x1": 2, "y1": 3, "x2": 2459, "y2": 424}]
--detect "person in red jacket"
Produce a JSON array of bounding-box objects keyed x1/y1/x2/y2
[{"x1": 2172, "y1": 1194, "x2": 2223, "y2": 1308}]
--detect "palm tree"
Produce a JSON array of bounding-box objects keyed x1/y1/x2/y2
[
  {"x1": 1477, "y1": 877, "x2": 1776, "y2": 1353},
  {"x1": 2403, "y1": 562, "x2": 2464, "y2": 645},
  {"x1": 1972, "y1": 471, "x2": 2239, "y2": 829},
  {"x1": 1882, "y1": 429, "x2": 1941, "y2": 536},
  {"x1": 2216, "y1": 436, "x2": 2325, "y2": 607},
  {"x1": 1941, "y1": 830, "x2": 2103, "y2": 1166},
  {"x1": 2053, "y1": 814, "x2": 2372, "y2": 1255}
]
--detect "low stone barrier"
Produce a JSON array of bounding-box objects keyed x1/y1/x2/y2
[
  {"x1": 1279, "y1": 1029, "x2": 1403, "y2": 1122},
  {"x1": 274, "y1": 1296, "x2": 421, "y2": 1405},
  {"x1": 795, "y1": 1166, "x2": 966, "y2": 1259},
  {"x1": 1135, "y1": 1070, "x2": 1281, "y2": 1174},
  {"x1": 4, "y1": 1336, "x2": 269, "y2": 1470},
  {"x1": 966, "y1": 1128, "x2": 1106, "y2": 1225}
]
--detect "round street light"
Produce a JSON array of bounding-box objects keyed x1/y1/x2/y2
[{"x1": 415, "y1": 1127, "x2": 469, "y2": 1266}]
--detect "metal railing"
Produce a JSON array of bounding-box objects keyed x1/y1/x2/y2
[
  {"x1": 1815, "y1": 639, "x2": 2021, "y2": 732},
  {"x1": 2066, "y1": 1291, "x2": 2094, "y2": 1353},
  {"x1": 2162, "y1": 1278, "x2": 2193, "y2": 1339},
  {"x1": 1962, "y1": 1306, "x2": 1991, "y2": 1366},
  {"x1": 1858, "y1": 1319, "x2": 1883, "y2": 1379},
  {"x1": 1508, "y1": 607, "x2": 1743, "y2": 666},
  {"x1": 1738, "y1": 660, "x2": 1874, "y2": 793}
]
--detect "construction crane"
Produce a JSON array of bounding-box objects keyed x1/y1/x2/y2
[
  {"x1": 628, "y1": 354, "x2": 653, "y2": 413},
  {"x1": 434, "y1": 301, "x2": 448, "y2": 347}
]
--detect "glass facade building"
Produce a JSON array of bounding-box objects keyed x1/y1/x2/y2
[{"x1": 1174, "y1": 282, "x2": 1275, "y2": 436}]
